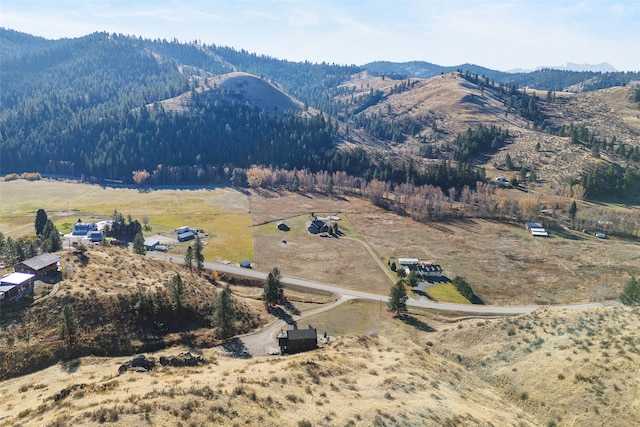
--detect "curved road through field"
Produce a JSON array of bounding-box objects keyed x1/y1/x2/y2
[{"x1": 146, "y1": 253, "x2": 621, "y2": 315}]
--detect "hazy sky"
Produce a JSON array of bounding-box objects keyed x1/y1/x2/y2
[{"x1": 2, "y1": 0, "x2": 639, "y2": 71}]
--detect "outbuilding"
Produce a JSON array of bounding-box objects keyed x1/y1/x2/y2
[
  {"x1": 144, "y1": 238, "x2": 160, "y2": 251},
  {"x1": 278, "y1": 325, "x2": 318, "y2": 354},
  {"x1": 277, "y1": 221, "x2": 290, "y2": 231},
  {"x1": 177, "y1": 231, "x2": 196, "y2": 242},
  {"x1": 87, "y1": 231, "x2": 103, "y2": 242}
]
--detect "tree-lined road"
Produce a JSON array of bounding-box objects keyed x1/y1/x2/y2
[{"x1": 146, "y1": 253, "x2": 621, "y2": 315}]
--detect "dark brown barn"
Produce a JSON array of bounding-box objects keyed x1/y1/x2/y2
[{"x1": 278, "y1": 326, "x2": 317, "y2": 354}]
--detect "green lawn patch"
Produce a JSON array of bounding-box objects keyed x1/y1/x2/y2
[{"x1": 424, "y1": 283, "x2": 471, "y2": 304}]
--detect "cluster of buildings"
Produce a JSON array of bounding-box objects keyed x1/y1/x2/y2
[
  {"x1": 397, "y1": 258, "x2": 444, "y2": 279},
  {"x1": 175, "y1": 226, "x2": 198, "y2": 242},
  {"x1": 71, "y1": 219, "x2": 113, "y2": 242},
  {"x1": 0, "y1": 253, "x2": 60, "y2": 303}
]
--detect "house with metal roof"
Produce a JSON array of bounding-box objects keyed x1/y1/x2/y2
[
  {"x1": 72, "y1": 220, "x2": 98, "y2": 236},
  {"x1": 15, "y1": 253, "x2": 60, "y2": 276}
]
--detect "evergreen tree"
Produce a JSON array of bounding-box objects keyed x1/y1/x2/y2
[
  {"x1": 41, "y1": 219, "x2": 62, "y2": 252},
  {"x1": 35, "y1": 209, "x2": 48, "y2": 236},
  {"x1": 262, "y1": 267, "x2": 284, "y2": 308},
  {"x1": 132, "y1": 232, "x2": 146, "y2": 255},
  {"x1": 169, "y1": 273, "x2": 185, "y2": 312},
  {"x1": 184, "y1": 245, "x2": 194, "y2": 271},
  {"x1": 620, "y1": 277, "x2": 640, "y2": 306},
  {"x1": 387, "y1": 280, "x2": 408, "y2": 317},
  {"x1": 134, "y1": 288, "x2": 157, "y2": 317},
  {"x1": 569, "y1": 201, "x2": 578, "y2": 220},
  {"x1": 230, "y1": 168, "x2": 248, "y2": 188},
  {"x1": 452, "y1": 276, "x2": 476, "y2": 301},
  {"x1": 406, "y1": 271, "x2": 419, "y2": 288},
  {"x1": 193, "y1": 235, "x2": 204, "y2": 271},
  {"x1": 505, "y1": 153, "x2": 514, "y2": 170},
  {"x1": 58, "y1": 303, "x2": 79, "y2": 356},
  {"x1": 210, "y1": 288, "x2": 237, "y2": 340}
]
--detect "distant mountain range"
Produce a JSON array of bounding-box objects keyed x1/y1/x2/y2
[{"x1": 507, "y1": 62, "x2": 618, "y2": 73}]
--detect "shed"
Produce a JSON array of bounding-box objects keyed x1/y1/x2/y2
[
  {"x1": 87, "y1": 231, "x2": 103, "y2": 242},
  {"x1": 277, "y1": 221, "x2": 290, "y2": 231},
  {"x1": 398, "y1": 258, "x2": 419, "y2": 266},
  {"x1": 0, "y1": 272, "x2": 35, "y2": 301},
  {"x1": 177, "y1": 231, "x2": 196, "y2": 242},
  {"x1": 144, "y1": 238, "x2": 160, "y2": 251},
  {"x1": 176, "y1": 226, "x2": 191, "y2": 234},
  {"x1": 16, "y1": 253, "x2": 60, "y2": 276},
  {"x1": 278, "y1": 326, "x2": 317, "y2": 354},
  {"x1": 240, "y1": 260, "x2": 252, "y2": 268}
]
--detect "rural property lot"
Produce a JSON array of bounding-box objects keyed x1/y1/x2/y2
[
  {"x1": 253, "y1": 234, "x2": 391, "y2": 293},
  {"x1": 248, "y1": 189, "x2": 640, "y2": 306},
  {"x1": 2, "y1": 180, "x2": 638, "y2": 306}
]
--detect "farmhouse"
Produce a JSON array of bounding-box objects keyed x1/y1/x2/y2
[
  {"x1": 0, "y1": 272, "x2": 35, "y2": 302},
  {"x1": 72, "y1": 220, "x2": 98, "y2": 236},
  {"x1": 15, "y1": 253, "x2": 60, "y2": 276},
  {"x1": 278, "y1": 325, "x2": 318, "y2": 354},
  {"x1": 398, "y1": 258, "x2": 444, "y2": 279},
  {"x1": 306, "y1": 219, "x2": 329, "y2": 234}
]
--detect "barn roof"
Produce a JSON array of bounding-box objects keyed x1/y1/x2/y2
[
  {"x1": 20, "y1": 253, "x2": 60, "y2": 271},
  {"x1": 287, "y1": 328, "x2": 317, "y2": 341}
]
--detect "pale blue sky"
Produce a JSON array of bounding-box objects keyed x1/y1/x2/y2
[{"x1": 2, "y1": 0, "x2": 638, "y2": 71}]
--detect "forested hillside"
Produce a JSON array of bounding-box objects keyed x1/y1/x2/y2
[{"x1": 1, "y1": 28, "x2": 639, "y2": 198}]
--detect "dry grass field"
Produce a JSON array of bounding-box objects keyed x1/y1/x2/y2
[
  {"x1": 2, "y1": 298, "x2": 638, "y2": 427},
  {"x1": 248, "y1": 189, "x2": 640, "y2": 306}
]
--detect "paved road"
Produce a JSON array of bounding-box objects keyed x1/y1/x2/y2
[{"x1": 146, "y1": 253, "x2": 621, "y2": 315}]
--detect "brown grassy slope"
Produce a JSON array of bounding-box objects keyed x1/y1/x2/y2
[
  {"x1": 0, "y1": 246, "x2": 268, "y2": 380},
  {"x1": 339, "y1": 72, "x2": 640, "y2": 190},
  {"x1": 2, "y1": 301, "x2": 639, "y2": 427},
  {"x1": 434, "y1": 306, "x2": 640, "y2": 427},
  {"x1": 153, "y1": 71, "x2": 306, "y2": 115},
  {"x1": 0, "y1": 322, "x2": 539, "y2": 427}
]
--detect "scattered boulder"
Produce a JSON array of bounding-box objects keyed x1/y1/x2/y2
[
  {"x1": 54, "y1": 383, "x2": 86, "y2": 401},
  {"x1": 117, "y1": 354, "x2": 156, "y2": 375},
  {"x1": 117, "y1": 352, "x2": 207, "y2": 374},
  {"x1": 159, "y1": 352, "x2": 208, "y2": 367}
]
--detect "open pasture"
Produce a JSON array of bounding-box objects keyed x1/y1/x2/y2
[
  {"x1": 0, "y1": 180, "x2": 253, "y2": 263},
  {"x1": 3, "y1": 180, "x2": 639, "y2": 305}
]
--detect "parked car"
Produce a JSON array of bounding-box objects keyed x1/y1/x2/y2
[{"x1": 595, "y1": 232, "x2": 606, "y2": 239}]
